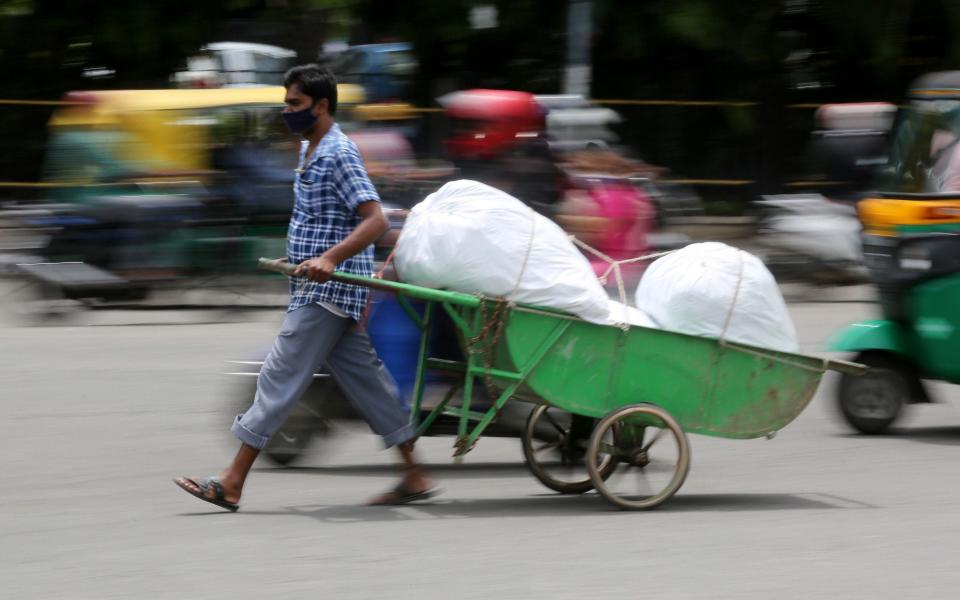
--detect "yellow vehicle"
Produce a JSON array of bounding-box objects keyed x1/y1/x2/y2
[
  {"x1": 44, "y1": 84, "x2": 364, "y2": 200},
  {"x1": 830, "y1": 72, "x2": 960, "y2": 433},
  {"x1": 21, "y1": 85, "x2": 366, "y2": 309}
]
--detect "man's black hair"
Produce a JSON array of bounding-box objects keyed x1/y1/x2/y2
[{"x1": 284, "y1": 64, "x2": 338, "y2": 116}]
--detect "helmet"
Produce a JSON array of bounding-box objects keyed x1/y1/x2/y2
[{"x1": 439, "y1": 89, "x2": 546, "y2": 161}]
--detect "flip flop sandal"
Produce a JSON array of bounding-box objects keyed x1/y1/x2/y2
[
  {"x1": 174, "y1": 476, "x2": 239, "y2": 512},
  {"x1": 368, "y1": 482, "x2": 440, "y2": 506}
]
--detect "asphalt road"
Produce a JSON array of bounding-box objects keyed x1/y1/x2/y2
[{"x1": 2, "y1": 282, "x2": 959, "y2": 599}]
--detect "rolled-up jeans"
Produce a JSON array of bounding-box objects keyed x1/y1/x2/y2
[{"x1": 232, "y1": 303, "x2": 415, "y2": 449}]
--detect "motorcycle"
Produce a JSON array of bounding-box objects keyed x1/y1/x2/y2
[{"x1": 752, "y1": 193, "x2": 868, "y2": 286}]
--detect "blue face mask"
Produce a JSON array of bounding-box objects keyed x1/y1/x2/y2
[{"x1": 283, "y1": 104, "x2": 317, "y2": 134}]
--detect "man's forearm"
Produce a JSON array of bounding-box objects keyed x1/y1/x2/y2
[{"x1": 321, "y1": 213, "x2": 389, "y2": 265}]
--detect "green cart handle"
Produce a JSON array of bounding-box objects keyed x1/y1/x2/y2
[{"x1": 257, "y1": 257, "x2": 483, "y2": 307}]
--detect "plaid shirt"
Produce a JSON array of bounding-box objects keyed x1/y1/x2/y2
[{"x1": 287, "y1": 123, "x2": 380, "y2": 320}]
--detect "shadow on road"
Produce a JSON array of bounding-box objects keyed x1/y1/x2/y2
[
  {"x1": 837, "y1": 426, "x2": 960, "y2": 447},
  {"x1": 178, "y1": 491, "x2": 875, "y2": 522},
  {"x1": 901, "y1": 425, "x2": 960, "y2": 446},
  {"x1": 260, "y1": 461, "x2": 534, "y2": 480}
]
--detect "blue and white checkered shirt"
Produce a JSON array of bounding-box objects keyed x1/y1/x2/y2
[{"x1": 287, "y1": 123, "x2": 380, "y2": 321}]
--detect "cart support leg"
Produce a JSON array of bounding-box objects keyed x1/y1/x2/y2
[
  {"x1": 409, "y1": 302, "x2": 434, "y2": 430},
  {"x1": 415, "y1": 382, "x2": 462, "y2": 437},
  {"x1": 458, "y1": 354, "x2": 476, "y2": 443},
  {"x1": 457, "y1": 321, "x2": 572, "y2": 456}
]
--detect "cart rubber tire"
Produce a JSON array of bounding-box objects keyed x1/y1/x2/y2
[
  {"x1": 263, "y1": 424, "x2": 318, "y2": 467},
  {"x1": 521, "y1": 404, "x2": 616, "y2": 494},
  {"x1": 837, "y1": 353, "x2": 910, "y2": 435},
  {"x1": 587, "y1": 403, "x2": 690, "y2": 510}
]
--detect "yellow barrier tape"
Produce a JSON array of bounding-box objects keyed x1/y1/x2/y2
[
  {"x1": 0, "y1": 98, "x2": 899, "y2": 111},
  {"x1": 0, "y1": 180, "x2": 199, "y2": 189},
  {"x1": 0, "y1": 181, "x2": 99, "y2": 188},
  {"x1": 784, "y1": 180, "x2": 850, "y2": 187},
  {"x1": 786, "y1": 102, "x2": 904, "y2": 109},
  {"x1": 594, "y1": 99, "x2": 758, "y2": 108},
  {"x1": 0, "y1": 100, "x2": 78, "y2": 106},
  {"x1": 660, "y1": 178, "x2": 754, "y2": 186}
]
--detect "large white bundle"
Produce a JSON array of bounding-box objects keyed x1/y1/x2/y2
[
  {"x1": 606, "y1": 299, "x2": 656, "y2": 329},
  {"x1": 635, "y1": 242, "x2": 799, "y2": 352},
  {"x1": 395, "y1": 180, "x2": 610, "y2": 323}
]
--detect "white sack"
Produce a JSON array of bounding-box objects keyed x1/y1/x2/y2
[
  {"x1": 395, "y1": 180, "x2": 610, "y2": 323},
  {"x1": 634, "y1": 242, "x2": 799, "y2": 352},
  {"x1": 606, "y1": 299, "x2": 656, "y2": 329}
]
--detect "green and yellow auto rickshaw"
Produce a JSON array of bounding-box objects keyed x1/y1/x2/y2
[
  {"x1": 18, "y1": 84, "x2": 365, "y2": 308},
  {"x1": 831, "y1": 71, "x2": 960, "y2": 433}
]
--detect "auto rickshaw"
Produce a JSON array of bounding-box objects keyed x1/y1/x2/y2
[
  {"x1": 17, "y1": 84, "x2": 363, "y2": 311},
  {"x1": 831, "y1": 71, "x2": 960, "y2": 433}
]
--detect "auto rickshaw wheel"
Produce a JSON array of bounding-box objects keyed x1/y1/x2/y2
[
  {"x1": 837, "y1": 352, "x2": 910, "y2": 434},
  {"x1": 521, "y1": 404, "x2": 617, "y2": 494},
  {"x1": 587, "y1": 403, "x2": 690, "y2": 510}
]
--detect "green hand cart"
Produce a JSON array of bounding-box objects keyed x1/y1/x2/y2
[{"x1": 259, "y1": 258, "x2": 865, "y2": 510}]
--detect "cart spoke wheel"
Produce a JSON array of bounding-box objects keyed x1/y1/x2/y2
[
  {"x1": 597, "y1": 442, "x2": 619, "y2": 456},
  {"x1": 641, "y1": 428, "x2": 666, "y2": 453},
  {"x1": 543, "y1": 411, "x2": 568, "y2": 437},
  {"x1": 522, "y1": 404, "x2": 617, "y2": 494},
  {"x1": 534, "y1": 440, "x2": 564, "y2": 454},
  {"x1": 587, "y1": 403, "x2": 690, "y2": 510}
]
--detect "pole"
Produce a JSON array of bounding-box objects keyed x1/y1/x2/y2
[{"x1": 564, "y1": 0, "x2": 592, "y2": 98}]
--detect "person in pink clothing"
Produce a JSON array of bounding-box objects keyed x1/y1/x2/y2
[{"x1": 556, "y1": 151, "x2": 656, "y2": 289}]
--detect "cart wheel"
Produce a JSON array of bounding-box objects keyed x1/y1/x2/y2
[
  {"x1": 7, "y1": 278, "x2": 79, "y2": 327},
  {"x1": 587, "y1": 403, "x2": 690, "y2": 510},
  {"x1": 522, "y1": 404, "x2": 617, "y2": 494},
  {"x1": 837, "y1": 353, "x2": 910, "y2": 434},
  {"x1": 263, "y1": 421, "x2": 322, "y2": 466}
]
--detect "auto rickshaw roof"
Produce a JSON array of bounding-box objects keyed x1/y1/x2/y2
[
  {"x1": 80, "y1": 85, "x2": 362, "y2": 111},
  {"x1": 50, "y1": 84, "x2": 364, "y2": 126},
  {"x1": 908, "y1": 71, "x2": 960, "y2": 99}
]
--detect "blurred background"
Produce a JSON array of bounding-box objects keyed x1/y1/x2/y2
[
  {"x1": 2, "y1": 1, "x2": 958, "y2": 296},
  {"x1": 2, "y1": 0, "x2": 960, "y2": 314},
  {"x1": 1, "y1": 0, "x2": 958, "y2": 318},
  {"x1": 2, "y1": 0, "x2": 959, "y2": 204},
  {"x1": 6, "y1": 4, "x2": 960, "y2": 595}
]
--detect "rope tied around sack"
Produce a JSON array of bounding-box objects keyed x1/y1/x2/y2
[
  {"x1": 564, "y1": 238, "x2": 749, "y2": 340},
  {"x1": 568, "y1": 235, "x2": 676, "y2": 308},
  {"x1": 463, "y1": 295, "x2": 512, "y2": 449},
  {"x1": 717, "y1": 249, "x2": 746, "y2": 346},
  {"x1": 509, "y1": 207, "x2": 538, "y2": 298}
]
